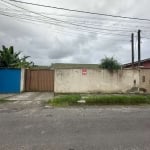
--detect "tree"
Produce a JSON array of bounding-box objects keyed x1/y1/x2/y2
[
  {"x1": 100, "y1": 57, "x2": 121, "y2": 71},
  {"x1": 18, "y1": 56, "x2": 34, "y2": 68},
  {"x1": 0, "y1": 45, "x2": 34, "y2": 68}
]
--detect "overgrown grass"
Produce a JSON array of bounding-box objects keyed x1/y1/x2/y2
[
  {"x1": 0, "y1": 98, "x2": 10, "y2": 104},
  {"x1": 85, "y1": 95, "x2": 150, "y2": 105},
  {"x1": 48, "y1": 94, "x2": 81, "y2": 106},
  {"x1": 47, "y1": 94, "x2": 150, "y2": 106}
]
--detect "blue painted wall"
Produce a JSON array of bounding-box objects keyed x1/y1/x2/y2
[{"x1": 0, "y1": 68, "x2": 21, "y2": 93}]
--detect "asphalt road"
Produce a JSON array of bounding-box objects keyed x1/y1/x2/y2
[{"x1": 0, "y1": 102, "x2": 150, "y2": 150}]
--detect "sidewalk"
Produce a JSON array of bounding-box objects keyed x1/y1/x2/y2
[{"x1": 0, "y1": 92, "x2": 54, "y2": 101}]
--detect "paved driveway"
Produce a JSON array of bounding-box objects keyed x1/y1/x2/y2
[
  {"x1": 0, "y1": 94, "x2": 15, "y2": 99},
  {"x1": 0, "y1": 92, "x2": 53, "y2": 101}
]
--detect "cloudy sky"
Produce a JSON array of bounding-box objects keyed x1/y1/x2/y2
[{"x1": 0, "y1": 0, "x2": 150, "y2": 65}]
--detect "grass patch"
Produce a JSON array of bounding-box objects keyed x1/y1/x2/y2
[
  {"x1": 0, "y1": 98, "x2": 10, "y2": 104},
  {"x1": 47, "y1": 94, "x2": 150, "y2": 106},
  {"x1": 84, "y1": 95, "x2": 150, "y2": 105},
  {"x1": 48, "y1": 94, "x2": 81, "y2": 106}
]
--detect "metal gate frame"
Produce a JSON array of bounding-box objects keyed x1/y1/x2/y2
[{"x1": 25, "y1": 69, "x2": 54, "y2": 92}]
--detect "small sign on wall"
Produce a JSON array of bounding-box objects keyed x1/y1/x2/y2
[{"x1": 82, "y1": 68, "x2": 87, "y2": 75}]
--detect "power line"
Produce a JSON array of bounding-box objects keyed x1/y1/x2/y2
[
  {"x1": 1, "y1": 5, "x2": 150, "y2": 31},
  {"x1": 0, "y1": 11, "x2": 131, "y2": 38},
  {"x1": 0, "y1": 0, "x2": 133, "y2": 35},
  {"x1": 2, "y1": 0, "x2": 150, "y2": 39},
  {"x1": 0, "y1": 9, "x2": 137, "y2": 33},
  {"x1": 2, "y1": 0, "x2": 150, "y2": 36},
  {"x1": 2, "y1": 1, "x2": 150, "y2": 33},
  {"x1": 6, "y1": 0, "x2": 150, "y2": 22},
  {"x1": 1, "y1": 6, "x2": 150, "y2": 27},
  {"x1": 0, "y1": 12, "x2": 131, "y2": 42}
]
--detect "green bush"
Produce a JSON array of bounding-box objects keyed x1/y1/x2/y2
[{"x1": 100, "y1": 57, "x2": 121, "y2": 71}]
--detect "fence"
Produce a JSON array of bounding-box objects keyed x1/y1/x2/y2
[
  {"x1": 0, "y1": 68, "x2": 23, "y2": 93},
  {"x1": 54, "y1": 69, "x2": 140, "y2": 93}
]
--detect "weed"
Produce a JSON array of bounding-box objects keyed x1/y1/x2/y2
[
  {"x1": 47, "y1": 94, "x2": 150, "y2": 106},
  {"x1": 0, "y1": 99, "x2": 10, "y2": 104},
  {"x1": 85, "y1": 95, "x2": 150, "y2": 105},
  {"x1": 48, "y1": 94, "x2": 81, "y2": 106}
]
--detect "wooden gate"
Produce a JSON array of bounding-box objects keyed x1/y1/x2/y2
[{"x1": 25, "y1": 69, "x2": 54, "y2": 92}]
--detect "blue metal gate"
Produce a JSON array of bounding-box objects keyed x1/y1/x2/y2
[{"x1": 0, "y1": 68, "x2": 21, "y2": 93}]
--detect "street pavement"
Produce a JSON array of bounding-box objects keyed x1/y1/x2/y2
[{"x1": 0, "y1": 99, "x2": 150, "y2": 150}]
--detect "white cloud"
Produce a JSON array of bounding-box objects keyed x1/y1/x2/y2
[{"x1": 0, "y1": 0, "x2": 150, "y2": 65}]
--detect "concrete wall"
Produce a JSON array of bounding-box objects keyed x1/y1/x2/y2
[
  {"x1": 54, "y1": 69, "x2": 140, "y2": 93},
  {"x1": 139, "y1": 69, "x2": 150, "y2": 93},
  {"x1": 20, "y1": 68, "x2": 25, "y2": 92}
]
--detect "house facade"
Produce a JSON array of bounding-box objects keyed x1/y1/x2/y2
[{"x1": 123, "y1": 58, "x2": 150, "y2": 68}]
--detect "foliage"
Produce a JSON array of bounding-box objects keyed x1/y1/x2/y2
[
  {"x1": 0, "y1": 45, "x2": 34, "y2": 68},
  {"x1": 100, "y1": 57, "x2": 121, "y2": 71},
  {"x1": 48, "y1": 94, "x2": 81, "y2": 106},
  {"x1": 84, "y1": 95, "x2": 150, "y2": 105},
  {"x1": 0, "y1": 99, "x2": 10, "y2": 104},
  {"x1": 47, "y1": 94, "x2": 150, "y2": 106}
]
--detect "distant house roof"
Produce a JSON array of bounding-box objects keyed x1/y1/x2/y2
[
  {"x1": 51, "y1": 63, "x2": 100, "y2": 69},
  {"x1": 123, "y1": 58, "x2": 150, "y2": 68}
]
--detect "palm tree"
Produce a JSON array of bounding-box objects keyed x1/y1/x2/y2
[
  {"x1": 0, "y1": 45, "x2": 33, "y2": 68},
  {"x1": 18, "y1": 56, "x2": 34, "y2": 68}
]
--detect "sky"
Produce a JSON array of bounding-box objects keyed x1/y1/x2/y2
[{"x1": 0, "y1": 0, "x2": 150, "y2": 66}]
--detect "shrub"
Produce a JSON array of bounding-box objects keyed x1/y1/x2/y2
[{"x1": 100, "y1": 57, "x2": 121, "y2": 71}]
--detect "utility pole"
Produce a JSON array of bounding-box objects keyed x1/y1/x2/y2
[
  {"x1": 138, "y1": 30, "x2": 141, "y2": 68},
  {"x1": 131, "y1": 33, "x2": 134, "y2": 68}
]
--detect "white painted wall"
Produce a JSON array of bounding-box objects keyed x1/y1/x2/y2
[
  {"x1": 20, "y1": 68, "x2": 25, "y2": 92},
  {"x1": 54, "y1": 69, "x2": 140, "y2": 93}
]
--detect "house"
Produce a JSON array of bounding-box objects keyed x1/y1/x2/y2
[{"x1": 123, "y1": 58, "x2": 150, "y2": 68}]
